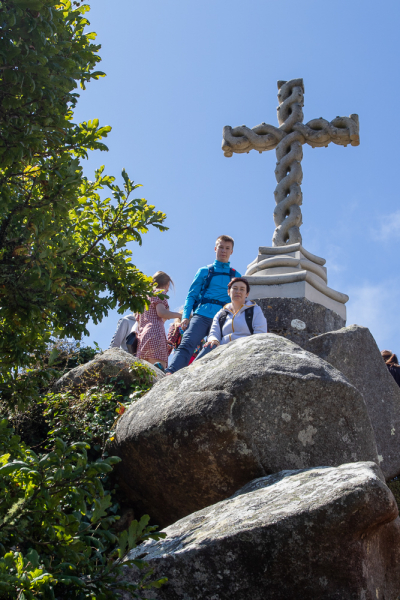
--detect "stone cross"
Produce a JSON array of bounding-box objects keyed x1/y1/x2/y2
[{"x1": 222, "y1": 79, "x2": 359, "y2": 247}]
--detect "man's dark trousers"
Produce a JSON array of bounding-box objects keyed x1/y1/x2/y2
[{"x1": 166, "y1": 314, "x2": 212, "y2": 373}]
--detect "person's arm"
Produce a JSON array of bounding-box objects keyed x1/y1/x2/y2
[
  {"x1": 252, "y1": 306, "x2": 268, "y2": 334},
  {"x1": 181, "y1": 267, "x2": 208, "y2": 324},
  {"x1": 205, "y1": 311, "x2": 223, "y2": 347},
  {"x1": 156, "y1": 303, "x2": 182, "y2": 321}
]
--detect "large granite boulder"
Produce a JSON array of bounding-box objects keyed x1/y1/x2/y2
[
  {"x1": 121, "y1": 462, "x2": 400, "y2": 600},
  {"x1": 112, "y1": 334, "x2": 378, "y2": 526},
  {"x1": 53, "y1": 347, "x2": 164, "y2": 391},
  {"x1": 305, "y1": 325, "x2": 400, "y2": 480}
]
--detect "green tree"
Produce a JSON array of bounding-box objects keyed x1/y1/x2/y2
[
  {"x1": 0, "y1": 4, "x2": 168, "y2": 595},
  {"x1": 0, "y1": 0, "x2": 167, "y2": 373}
]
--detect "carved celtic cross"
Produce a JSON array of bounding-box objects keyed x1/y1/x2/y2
[{"x1": 222, "y1": 79, "x2": 359, "y2": 247}]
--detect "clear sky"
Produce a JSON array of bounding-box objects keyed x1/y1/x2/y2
[{"x1": 74, "y1": 0, "x2": 400, "y2": 353}]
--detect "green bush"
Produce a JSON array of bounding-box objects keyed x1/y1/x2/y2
[
  {"x1": 2, "y1": 341, "x2": 154, "y2": 449},
  {"x1": 42, "y1": 359, "x2": 155, "y2": 459},
  {"x1": 0, "y1": 340, "x2": 101, "y2": 415},
  {"x1": 0, "y1": 341, "x2": 102, "y2": 450},
  {"x1": 0, "y1": 419, "x2": 166, "y2": 599},
  {"x1": 0, "y1": 354, "x2": 162, "y2": 598}
]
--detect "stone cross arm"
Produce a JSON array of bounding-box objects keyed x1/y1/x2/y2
[
  {"x1": 222, "y1": 115, "x2": 359, "y2": 157},
  {"x1": 220, "y1": 78, "x2": 360, "y2": 247}
]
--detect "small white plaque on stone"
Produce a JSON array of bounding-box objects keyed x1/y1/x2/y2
[{"x1": 291, "y1": 319, "x2": 306, "y2": 330}]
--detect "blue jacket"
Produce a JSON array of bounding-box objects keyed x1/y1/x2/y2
[{"x1": 182, "y1": 260, "x2": 241, "y2": 320}]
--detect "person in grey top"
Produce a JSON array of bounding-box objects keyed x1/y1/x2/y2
[{"x1": 109, "y1": 314, "x2": 136, "y2": 353}]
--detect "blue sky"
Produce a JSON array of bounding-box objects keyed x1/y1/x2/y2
[{"x1": 74, "y1": 0, "x2": 400, "y2": 353}]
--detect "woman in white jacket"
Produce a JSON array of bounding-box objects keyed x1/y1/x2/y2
[{"x1": 195, "y1": 277, "x2": 267, "y2": 360}]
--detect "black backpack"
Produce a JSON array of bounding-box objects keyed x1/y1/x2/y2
[
  {"x1": 126, "y1": 331, "x2": 138, "y2": 355},
  {"x1": 218, "y1": 306, "x2": 254, "y2": 337}
]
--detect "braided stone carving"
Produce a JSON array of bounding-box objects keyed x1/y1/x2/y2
[
  {"x1": 273, "y1": 130, "x2": 304, "y2": 245},
  {"x1": 222, "y1": 79, "x2": 360, "y2": 246}
]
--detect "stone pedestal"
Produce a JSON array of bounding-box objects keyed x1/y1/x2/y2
[
  {"x1": 245, "y1": 242, "x2": 349, "y2": 322},
  {"x1": 255, "y1": 297, "x2": 345, "y2": 346}
]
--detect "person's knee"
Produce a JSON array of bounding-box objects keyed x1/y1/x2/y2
[{"x1": 180, "y1": 326, "x2": 203, "y2": 351}]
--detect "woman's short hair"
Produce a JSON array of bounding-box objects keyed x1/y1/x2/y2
[
  {"x1": 228, "y1": 277, "x2": 250, "y2": 294},
  {"x1": 381, "y1": 350, "x2": 399, "y2": 366},
  {"x1": 152, "y1": 271, "x2": 174, "y2": 289}
]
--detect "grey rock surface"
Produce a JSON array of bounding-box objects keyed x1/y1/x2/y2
[
  {"x1": 112, "y1": 334, "x2": 378, "y2": 526},
  {"x1": 305, "y1": 324, "x2": 400, "y2": 480},
  {"x1": 121, "y1": 462, "x2": 400, "y2": 600},
  {"x1": 53, "y1": 347, "x2": 164, "y2": 391},
  {"x1": 256, "y1": 297, "x2": 345, "y2": 346}
]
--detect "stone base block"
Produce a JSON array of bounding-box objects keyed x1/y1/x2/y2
[
  {"x1": 254, "y1": 297, "x2": 345, "y2": 347},
  {"x1": 248, "y1": 279, "x2": 346, "y2": 320}
]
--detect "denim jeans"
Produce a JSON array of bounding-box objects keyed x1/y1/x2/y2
[
  {"x1": 194, "y1": 343, "x2": 216, "y2": 361},
  {"x1": 166, "y1": 314, "x2": 213, "y2": 373}
]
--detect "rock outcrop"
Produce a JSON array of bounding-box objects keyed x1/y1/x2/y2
[
  {"x1": 121, "y1": 462, "x2": 400, "y2": 600},
  {"x1": 255, "y1": 297, "x2": 345, "y2": 346},
  {"x1": 305, "y1": 325, "x2": 400, "y2": 480},
  {"x1": 53, "y1": 347, "x2": 164, "y2": 391},
  {"x1": 112, "y1": 334, "x2": 378, "y2": 526}
]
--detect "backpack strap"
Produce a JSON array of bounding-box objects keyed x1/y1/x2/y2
[
  {"x1": 218, "y1": 310, "x2": 229, "y2": 337},
  {"x1": 193, "y1": 265, "x2": 213, "y2": 311},
  {"x1": 244, "y1": 306, "x2": 255, "y2": 335},
  {"x1": 203, "y1": 298, "x2": 227, "y2": 307},
  {"x1": 203, "y1": 266, "x2": 236, "y2": 299},
  {"x1": 219, "y1": 306, "x2": 254, "y2": 338},
  {"x1": 198, "y1": 265, "x2": 214, "y2": 304}
]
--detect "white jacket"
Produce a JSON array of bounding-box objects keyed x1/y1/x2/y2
[
  {"x1": 109, "y1": 314, "x2": 136, "y2": 352},
  {"x1": 208, "y1": 300, "x2": 267, "y2": 346}
]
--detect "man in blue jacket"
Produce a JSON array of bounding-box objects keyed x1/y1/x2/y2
[{"x1": 166, "y1": 235, "x2": 241, "y2": 374}]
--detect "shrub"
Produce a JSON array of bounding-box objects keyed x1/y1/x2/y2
[
  {"x1": 43, "y1": 359, "x2": 155, "y2": 459},
  {"x1": 0, "y1": 353, "x2": 162, "y2": 598},
  {"x1": 0, "y1": 419, "x2": 167, "y2": 599}
]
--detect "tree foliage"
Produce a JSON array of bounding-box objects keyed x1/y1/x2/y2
[
  {"x1": 0, "y1": 0, "x2": 167, "y2": 371},
  {"x1": 0, "y1": 419, "x2": 167, "y2": 599}
]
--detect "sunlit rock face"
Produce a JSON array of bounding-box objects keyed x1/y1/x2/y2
[
  {"x1": 112, "y1": 333, "x2": 378, "y2": 527},
  {"x1": 121, "y1": 462, "x2": 400, "y2": 600},
  {"x1": 305, "y1": 324, "x2": 400, "y2": 480}
]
